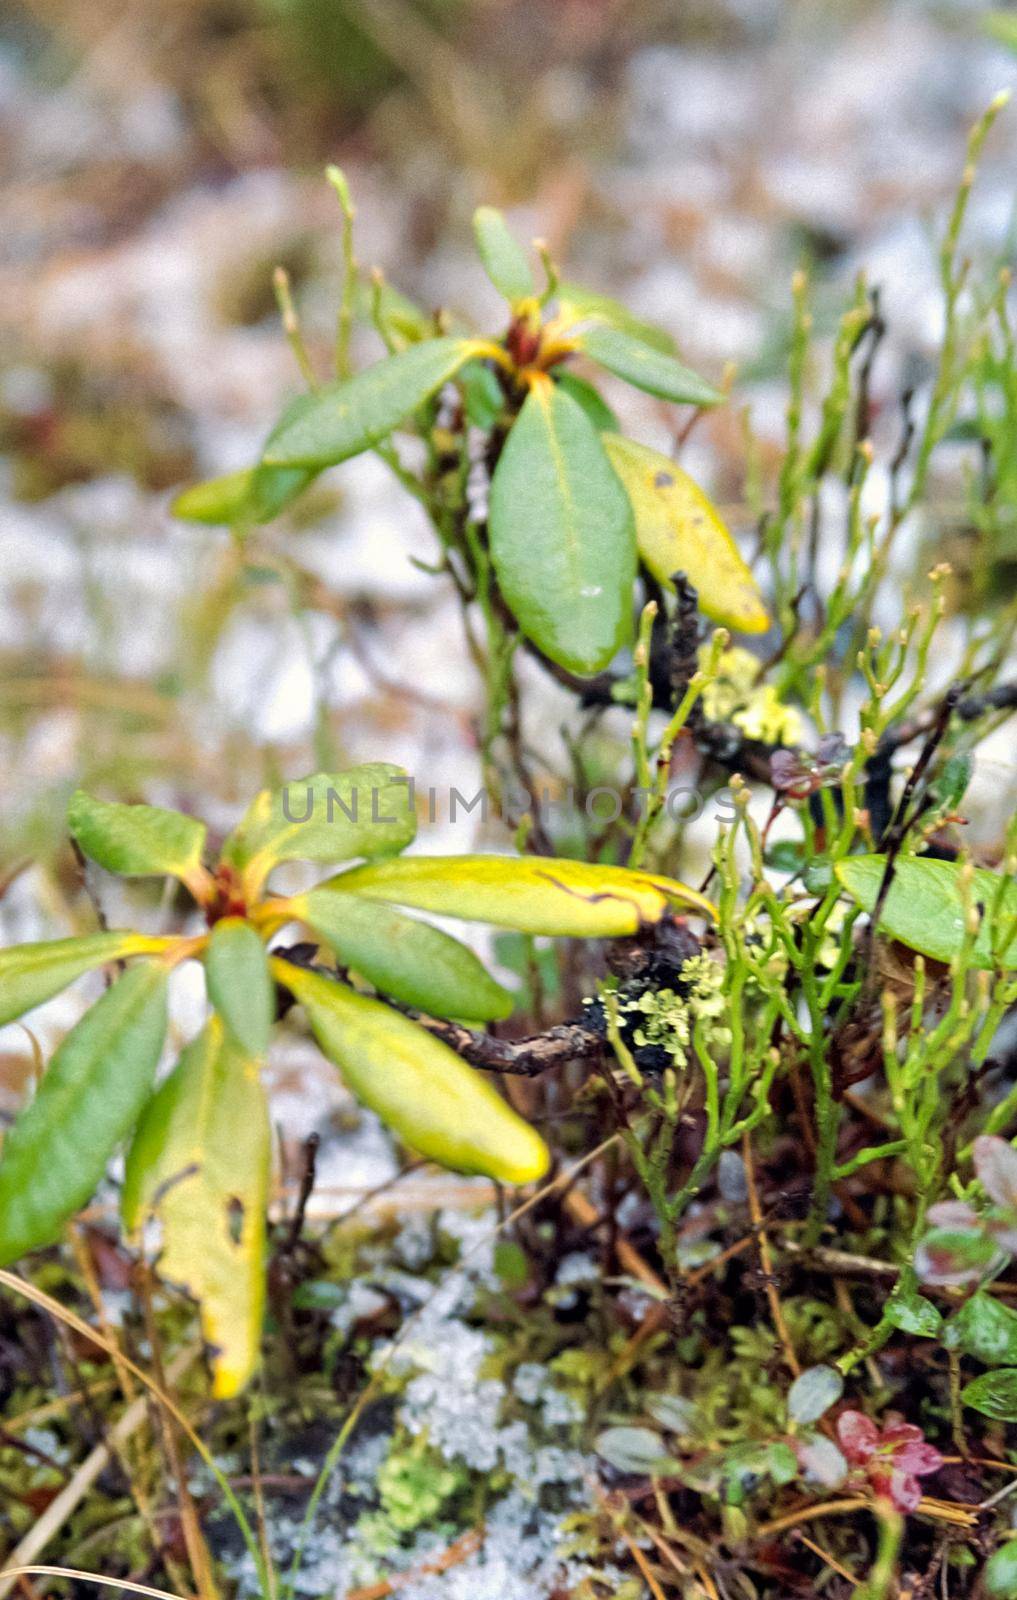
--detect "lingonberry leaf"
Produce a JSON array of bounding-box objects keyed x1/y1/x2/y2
[
  {"x1": 594, "y1": 1427, "x2": 680, "y2": 1475},
  {"x1": 946, "y1": 1291, "x2": 1017, "y2": 1365},
  {"x1": 835, "y1": 855, "x2": 1017, "y2": 969},
  {"x1": 975, "y1": 1135, "x2": 1017, "y2": 1208},
  {"x1": 787, "y1": 1364, "x2": 843, "y2": 1425},
  {"x1": 961, "y1": 1367, "x2": 1017, "y2": 1420}
]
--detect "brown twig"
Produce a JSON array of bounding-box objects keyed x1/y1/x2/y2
[
  {"x1": 344, "y1": 1528, "x2": 483, "y2": 1600},
  {"x1": 742, "y1": 1132, "x2": 800, "y2": 1376},
  {"x1": 412, "y1": 1014, "x2": 605, "y2": 1076}
]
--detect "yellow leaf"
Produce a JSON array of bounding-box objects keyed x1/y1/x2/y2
[
  {"x1": 322, "y1": 853, "x2": 716, "y2": 935},
  {"x1": 123, "y1": 1021, "x2": 269, "y2": 1398},
  {"x1": 275, "y1": 962, "x2": 549, "y2": 1184},
  {"x1": 603, "y1": 434, "x2": 769, "y2": 634}
]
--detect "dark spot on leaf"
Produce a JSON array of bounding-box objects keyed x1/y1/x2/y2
[
  {"x1": 152, "y1": 1162, "x2": 200, "y2": 1208},
  {"x1": 654, "y1": 470, "x2": 675, "y2": 488},
  {"x1": 226, "y1": 1196, "x2": 245, "y2": 1247}
]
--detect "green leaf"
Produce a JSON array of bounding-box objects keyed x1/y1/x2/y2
[
  {"x1": 764, "y1": 840, "x2": 806, "y2": 875},
  {"x1": 762, "y1": 1441, "x2": 799, "y2": 1487},
  {"x1": 594, "y1": 1426, "x2": 680, "y2": 1475},
  {"x1": 275, "y1": 962, "x2": 549, "y2": 1184},
  {"x1": 961, "y1": 1367, "x2": 1017, "y2": 1420},
  {"x1": 787, "y1": 1364, "x2": 843, "y2": 1425},
  {"x1": 323, "y1": 852, "x2": 717, "y2": 933},
  {"x1": 884, "y1": 1287, "x2": 943, "y2": 1338},
  {"x1": 0, "y1": 963, "x2": 169, "y2": 1263},
  {"x1": 835, "y1": 855, "x2": 1017, "y2": 969},
  {"x1": 986, "y1": 1540, "x2": 1017, "y2": 1598},
  {"x1": 796, "y1": 1434, "x2": 848, "y2": 1488},
  {"x1": 646, "y1": 1395, "x2": 698, "y2": 1435},
  {"x1": 69, "y1": 790, "x2": 206, "y2": 886},
  {"x1": 575, "y1": 325, "x2": 723, "y2": 407},
  {"x1": 493, "y1": 1239, "x2": 529, "y2": 1288},
  {"x1": 603, "y1": 434, "x2": 769, "y2": 633},
  {"x1": 171, "y1": 464, "x2": 315, "y2": 527},
  {"x1": 262, "y1": 338, "x2": 478, "y2": 469},
  {"x1": 472, "y1": 206, "x2": 534, "y2": 303},
  {"x1": 204, "y1": 919, "x2": 274, "y2": 1056},
  {"x1": 122, "y1": 1021, "x2": 269, "y2": 1399},
  {"x1": 556, "y1": 283, "x2": 676, "y2": 354},
  {"x1": 553, "y1": 372, "x2": 619, "y2": 432},
  {"x1": 0, "y1": 931, "x2": 169, "y2": 1027},
  {"x1": 460, "y1": 361, "x2": 505, "y2": 430},
  {"x1": 946, "y1": 1292, "x2": 1017, "y2": 1365},
  {"x1": 488, "y1": 380, "x2": 636, "y2": 675},
  {"x1": 929, "y1": 754, "x2": 972, "y2": 811},
  {"x1": 295, "y1": 887, "x2": 512, "y2": 1021},
  {"x1": 916, "y1": 1225, "x2": 998, "y2": 1286},
  {"x1": 221, "y1": 763, "x2": 416, "y2": 895}
]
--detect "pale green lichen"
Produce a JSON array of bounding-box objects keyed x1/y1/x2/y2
[
  {"x1": 614, "y1": 953, "x2": 732, "y2": 1068},
  {"x1": 700, "y1": 645, "x2": 804, "y2": 744}
]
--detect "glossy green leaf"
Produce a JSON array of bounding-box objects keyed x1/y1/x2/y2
[
  {"x1": 946, "y1": 1292, "x2": 1017, "y2": 1365},
  {"x1": 835, "y1": 855, "x2": 1017, "y2": 969},
  {"x1": 204, "y1": 919, "x2": 274, "y2": 1056},
  {"x1": 0, "y1": 963, "x2": 169, "y2": 1263},
  {"x1": 576, "y1": 325, "x2": 723, "y2": 407},
  {"x1": 324, "y1": 853, "x2": 717, "y2": 934},
  {"x1": 961, "y1": 1367, "x2": 1017, "y2": 1420},
  {"x1": 122, "y1": 1021, "x2": 269, "y2": 1398},
  {"x1": 787, "y1": 1364, "x2": 843, "y2": 1425},
  {"x1": 275, "y1": 962, "x2": 549, "y2": 1183},
  {"x1": 884, "y1": 1287, "x2": 943, "y2": 1338},
  {"x1": 594, "y1": 1426, "x2": 680, "y2": 1475},
  {"x1": 171, "y1": 464, "x2": 315, "y2": 527},
  {"x1": 0, "y1": 931, "x2": 169, "y2": 1027},
  {"x1": 646, "y1": 1395, "x2": 698, "y2": 1435},
  {"x1": 916, "y1": 1225, "x2": 998, "y2": 1286},
  {"x1": 221, "y1": 763, "x2": 416, "y2": 894},
  {"x1": 262, "y1": 338, "x2": 478, "y2": 469},
  {"x1": 295, "y1": 888, "x2": 512, "y2": 1021},
  {"x1": 488, "y1": 380, "x2": 636, "y2": 675},
  {"x1": 553, "y1": 372, "x2": 619, "y2": 432},
  {"x1": 603, "y1": 434, "x2": 769, "y2": 634},
  {"x1": 473, "y1": 206, "x2": 534, "y2": 303},
  {"x1": 796, "y1": 1434, "x2": 848, "y2": 1488},
  {"x1": 556, "y1": 283, "x2": 675, "y2": 354},
  {"x1": 69, "y1": 790, "x2": 207, "y2": 886}
]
